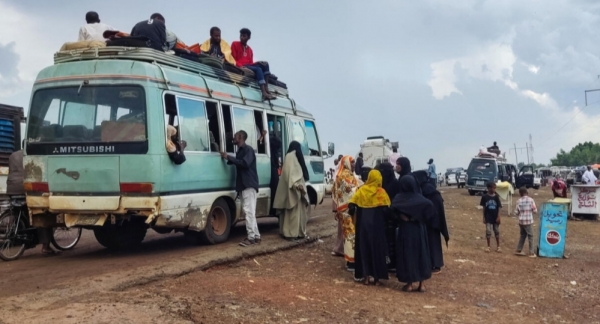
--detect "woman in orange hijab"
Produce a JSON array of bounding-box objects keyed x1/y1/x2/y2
[
  {"x1": 349, "y1": 169, "x2": 391, "y2": 285},
  {"x1": 332, "y1": 156, "x2": 358, "y2": 271}
]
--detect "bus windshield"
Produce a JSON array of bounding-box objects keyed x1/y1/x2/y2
[
  {"x1": 27, "y1": 86, "x2": 146, "y2": 144},
  {"x1": 467, "y1": 159, "x2": 496, "y2": 175}
]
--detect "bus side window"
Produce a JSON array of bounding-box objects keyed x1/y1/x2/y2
[
  {"x1": 176, "y1": 97, "x2": 209, "y2": 152},
  {"x1": 254, "y1": 110, "x2": 266, "y2": 154},
  {"x1": 290, "y1": 118, "x2": 308, "y2": 155},
  {"x1": 232, "y1": 107, "x2": 257, "y2": 152},
  {"x1": 304, "y1": 120, "x2": 321, "y2": 157},
  {"x1": 206, "y1": 102, "x2": 221, "y2": 153},
  {"x1": 221, "y1": 104, "x2": 234, "y2": 153}
]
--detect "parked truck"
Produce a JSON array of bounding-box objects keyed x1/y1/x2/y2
[
  {"x1": 358, "y1": 136, "x2": 399, "y2": 168},
  {"x1": 0, "y1": 104, "x2": 26, "y2": 210}
]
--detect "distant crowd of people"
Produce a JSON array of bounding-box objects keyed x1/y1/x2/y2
[{"x1": 76, "y1": 11, "x2": 277, "y2": 100}]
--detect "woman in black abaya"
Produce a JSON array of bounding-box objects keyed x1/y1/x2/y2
[
  {"x1": 413, "y1": 170, "x2": 450, "y2": 274},
  {"x1": 376, "y1": 162, "x2": 400, "y2": 272},
  {"x1": 395, "y1": 157, "x2": 411, "y2": 179},
  {"x1": 391, "y1": 175, "x2": 434, "y2": 292},
  {"x1": 395, "y1": 157, "x2": 421, "y2": 194},
  {"x1": 348, "y1": 170, "x2": 391, "y2": 285}
]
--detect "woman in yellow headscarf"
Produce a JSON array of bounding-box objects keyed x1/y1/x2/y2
[
  {"x1": 348, "y1": 169, "x2": 391, "y2": 285},
  {"x1": 332, "y1": 156, "x2": 358, "y2": 271}
]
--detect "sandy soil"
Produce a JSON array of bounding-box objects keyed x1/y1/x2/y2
[{"x1": 1, "y1": 188, "x2": 599, "y2": 324}]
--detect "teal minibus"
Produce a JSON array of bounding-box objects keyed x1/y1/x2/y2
[{"x1": 23, "y1": 47, "x2": 333, "y2": 249}]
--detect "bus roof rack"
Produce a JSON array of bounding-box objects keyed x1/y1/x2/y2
[
  {"x1": 53, "y1": 47, "x2": 289, "y2": 97},
  {"x1": 475, "y1": 153, "x2": 507, "y2": 162}
]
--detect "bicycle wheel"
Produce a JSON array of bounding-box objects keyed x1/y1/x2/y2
[
  {"x1": 0, "y1": 210, "x2": 27, "y2": 261},
  {"x1": 51, "y1": 226, "x2": 82, "y2": 251}
]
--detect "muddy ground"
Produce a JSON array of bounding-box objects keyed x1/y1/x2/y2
[{"x1": 1, "y1": 187, "x2": 599, "y2": 324}]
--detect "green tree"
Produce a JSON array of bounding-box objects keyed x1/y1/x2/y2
[{"x1": 550, "y1": 142, "x2": 600, "y2": 166}]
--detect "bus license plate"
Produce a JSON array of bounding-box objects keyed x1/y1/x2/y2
[
  {"x1": 476, "y1": 180, "x2": 484, "y2": 186},
  {"x1": 74, "y1": 215, "x2": 101, "y2": 226}
]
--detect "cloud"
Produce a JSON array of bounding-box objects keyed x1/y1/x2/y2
[
  {"x1": 428, "y1": 39, "x2": 517, "y2": 100},
  {"x1": 522, "y1": 63, "x2": 540, "y2": 74},
  {"x1": 0, "y1": 42, "x2": 22, "y2": 96},
  {"x1": 0, "y1": 1, "x2": 58, "y2": 90}
]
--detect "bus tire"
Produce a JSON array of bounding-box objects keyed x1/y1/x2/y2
[
  {"x1": 93, "y1": 219, "x2": 147, "y2": 250},
  {"x1": 200, "y1": 199, "x2": 231, "y2": 245},
  {"x1": 468, "y1": 190, "x2": 476, "y2": 196}
]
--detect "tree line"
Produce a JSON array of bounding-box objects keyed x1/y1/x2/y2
[{"x1": 549, "y1": 141, "x2": 600, "y2": 167}]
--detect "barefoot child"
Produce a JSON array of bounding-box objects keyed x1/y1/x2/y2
[
  {"x1": 480, "y1": 182, "x2": 502, "y2": 252},
  {"x1": 514, "y1": 187, "x2": 538, "y2": 257}
]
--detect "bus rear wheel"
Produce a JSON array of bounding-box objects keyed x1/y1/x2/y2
[
  {"x1": 200, "y1": 199, "x2": 232, "y2": 245},
  {"x1": 93, "y1": 218, "x2": 147, "y2": 250}
]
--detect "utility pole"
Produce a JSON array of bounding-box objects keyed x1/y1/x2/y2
[
  {"x1": 510, "y1": 144, "x2": 529, "y2": 166},
  {"x1": 526, "y1": 143, "x2": 530, "y2": 164},
  {"x1": 529, "y1": 134, "x2": 534, "y2": 164}
]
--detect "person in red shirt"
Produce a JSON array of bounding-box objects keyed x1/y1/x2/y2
[
  {"x1": 231, "y1": 28, "x2": 276, "y2": 101},
  {"x1": 552, "y1": 179, "x2": 567, "y2": 198}
]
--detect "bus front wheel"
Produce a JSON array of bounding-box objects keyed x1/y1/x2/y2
[{"x1": 199, "y1": 199, "x2": 232, "y2": 245}]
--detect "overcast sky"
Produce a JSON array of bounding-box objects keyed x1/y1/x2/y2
[{"x1": 2, "y1": 0, "x2": 600, "y2": 172}]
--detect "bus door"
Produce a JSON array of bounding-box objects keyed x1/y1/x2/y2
[
  {"x1": 286, "y1": 116, "x2": 325, "y2": 189},
  {"x1": 222, "y1": 104, "x2": 270, "y2": 217},
  {"x1": 267, "y1": 113, "x2": 285, "y2": 173}
]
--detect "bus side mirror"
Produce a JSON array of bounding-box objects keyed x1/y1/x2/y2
[{"x1": 327, "y1": 142, "x2": 335, "y2": 158}]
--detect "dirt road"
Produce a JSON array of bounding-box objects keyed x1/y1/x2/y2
[{"x1": 1, "y1": 188, "x2": 600, "y2": 324}]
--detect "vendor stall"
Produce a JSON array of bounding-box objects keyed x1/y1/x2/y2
[
  {"x1": 495, "y1": 181, "x2": 514, "y2": 216},
  {"x1": 570, "y1": 185, "x2": 600, "y2": 218}
]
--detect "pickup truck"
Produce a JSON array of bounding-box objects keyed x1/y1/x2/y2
[{"x1": 446, "y1": 173, "x2": 457, "y2": 186}]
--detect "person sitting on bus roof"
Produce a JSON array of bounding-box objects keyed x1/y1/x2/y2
[
  {"x1": 488, "y1": 141, "x2": 501, "y2": 155},
  {"x1": 231, "y1": 28, "x2": 277, "y2": 101},
  {"x1": 166, "y1": 125, "x2": 186, "y2": 165},
  {"x1": 79, "y1": 11, "x2": 115, "y2": 41},
  {"x1": 200, "y1": 27, "x2": 236, "y2": 65},
  {"x1": 131, "y1": 13, "x2": 167, "y2": 51}
]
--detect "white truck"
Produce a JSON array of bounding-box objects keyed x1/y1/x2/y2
[{"x1": 358, "y1": 136, "x2": 399, "y2": 168}]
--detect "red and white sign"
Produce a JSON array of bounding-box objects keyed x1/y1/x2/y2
[{"x1": 546, "y1": 230, "x2": 561, "y2": 245}]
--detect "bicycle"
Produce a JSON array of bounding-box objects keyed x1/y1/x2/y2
[{"x1": 0, "y1": 196, "x2": 82, "y2": 261}]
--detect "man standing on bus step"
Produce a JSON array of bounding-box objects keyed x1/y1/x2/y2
[
  {"x1": 428, "y1": 158, "x2": 437, "y2": 188},
  {"x1": 221, "y1": 131, "x2": 260, "y2": 246}
]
